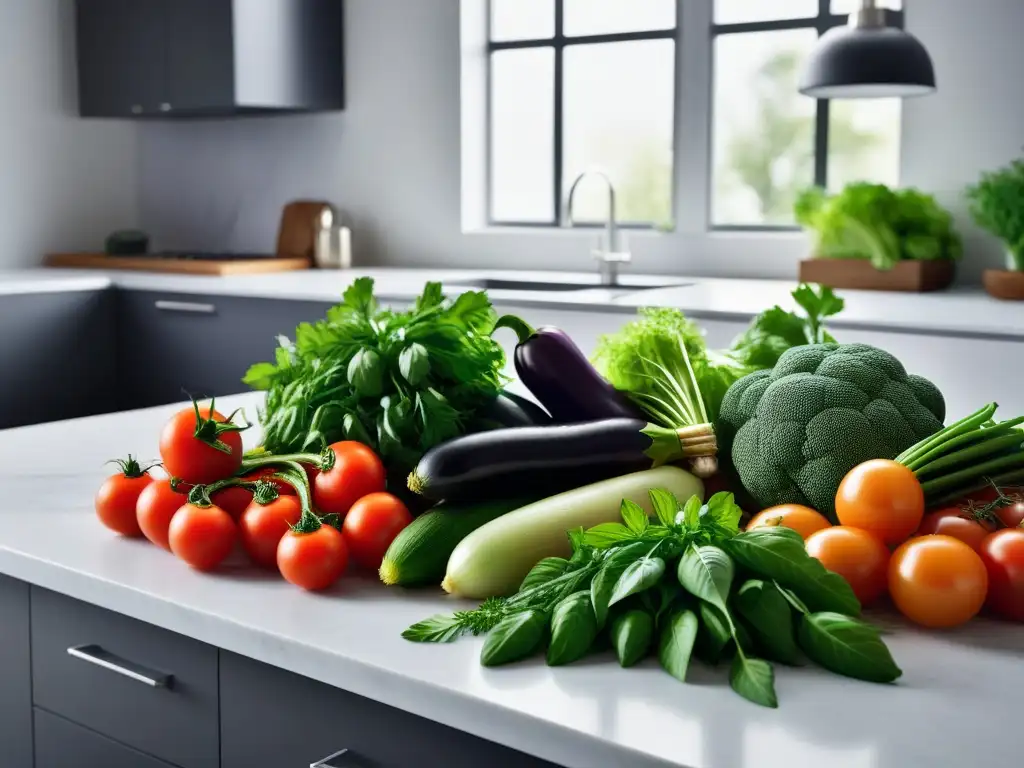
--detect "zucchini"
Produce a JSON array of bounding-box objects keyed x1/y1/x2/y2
[
  {"x1": 379, "y1": 497, "x2": 533, "y2": 587},
  {"x1": 408, "y1": 418, "x2": 654, "y2": 502},
  {"x1": 442, "y1": 466, "x2": 704, "y2": 599}
]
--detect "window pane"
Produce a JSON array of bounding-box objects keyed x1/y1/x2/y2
[
  {"x1": 564, "y1": 0, "x2": 675, "y2": 37},
  {"x1": 563, "y1": 40, "x2": 675, "y2": 226},
  {"x1": 712, "y1": 29, "x2": 817, "y2": 226},
  {"x1": 715, "y1": 0, "x2": 817, "y2": 24},
  {"x1": 831, "y1": 0, "x2": 901, "y2": 13},
  {"x1": 828, "y1": 99, "x2": 901, "y2": 190},
  {"x1": 490, "y1": 48, "x2": 555, "y2": 222},
  {"x1": 490, "y1": 0, "x2": 553, "y2": 41}
]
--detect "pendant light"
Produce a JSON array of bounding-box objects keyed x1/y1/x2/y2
[{"x1": 799, "y1": 0, "x2": 936, "y2": 99}]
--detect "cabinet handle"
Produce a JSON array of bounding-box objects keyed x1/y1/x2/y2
[
  {"x1": 67, "y1": 644, "x2": 173, "y2": 688},
  {"x1": 154, "y1": 300, "x2": 216, "y2": 314},
  {"x1": 311, "y1": 749, "x2": 365, "y2": 768}
]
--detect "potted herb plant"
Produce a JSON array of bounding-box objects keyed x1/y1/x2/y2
[
  {"x1": 794, "y1": 182, "x2": 962, "y2": 292},
  {"x1": 965, "y1": 157, "x2": 1024, "y2": 300}
]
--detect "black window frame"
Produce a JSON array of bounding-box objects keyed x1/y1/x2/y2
[
  {"x1": 710, "y1": 0, "x2": 905, "y2": 231},
  {"x1": 486, "y1": 0, "x2": 680, "y2": 229}
]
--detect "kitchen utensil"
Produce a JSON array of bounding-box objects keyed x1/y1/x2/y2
[
  {"x1": 276, "y1": 200, "x2": 331, "y2": 258},
  {"x1": 313, "y1": 205, "x2": 352, "y2": 269}
]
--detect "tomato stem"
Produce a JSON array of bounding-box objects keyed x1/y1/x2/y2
[
  {"x1": 188, "y1": 476, "x2": 257, "y2": 507},
  {"x1": 251, "y1": 479, "x2": 281, "y2": 506},
  {"x1": 239, "y1": 445, "x2": 335, "y2": 473},
  {"x1": 106, "y1": 454, "x2": 159, "y2": 478},
  {"x1": 192, "y1": 396, "x2": 251, "y2": 456}
]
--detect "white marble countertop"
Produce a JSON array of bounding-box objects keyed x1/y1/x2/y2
[{"x1": 0, "y1": 393, "x2": 1021, "y2": 768}]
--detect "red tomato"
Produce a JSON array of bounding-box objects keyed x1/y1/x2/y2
[
  {"x1": 835, "y1": 459, "x2": 924, "y2": 546},
  {"x1": 888, "y1": 535, "x2": 988, "y2": 628},
  {"x1": 916, "y1": 508, "x2": 990, "y2": 551},
  {"x1": 747, "y1": 504, "x2": 832, "y2": 540},
  {"x1": 212, "y1": 485, "x2": 254, "y2": 520},
  {"x1": 136, "y1": 478, "x2": 190, "y2": 550},
  {"x1": 805, "y1": 526, "x2": 890, "y2": 606},
  {"x1": 342, "y1": 493, "x2": 413, "y2": 570},
  {"x1": 168, "y1": 503, "x2": 237, "y2": 571},
  {"x1": 159, "y1": 403, "x2": 244, "y2": 485},
  {"x1": 95, "y1": 459, "x2": 154, "y2": 537},
  {"x1": 242, "y1": 467, "x2": 297, "y2": 495},
  {"x1": 978, "y1": 529, "x2": 1024, "y2": 622},
  {"x1": 961, "y1": 486, "x2": 1024, "y2": 529},
  {"x1": 277, "y1": 525, "x2": 348, "y2": 590},
  {"x1": 240, "y1": 496, "x2": 303, "y2": 569},
  {"x1": 313, "y1": 442, "x2": 386, "y2": 515}
]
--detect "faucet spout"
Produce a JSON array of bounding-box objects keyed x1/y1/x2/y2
[{"x1": 564, "y1": 169, "x2": 630, "y2": 287}]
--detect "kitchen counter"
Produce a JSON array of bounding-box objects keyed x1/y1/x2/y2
[
  {"x1": 0, "y1": 394, "x2": 1021, "y2": 768},
  {"x1": 2, "y1": 266, "x2": 1023, "y2": 342}
]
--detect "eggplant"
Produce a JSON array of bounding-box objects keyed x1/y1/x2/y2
[
  {"x1": 478, "y1": 390, "x2": 552, "y2": 429},
  {"x1": 494, "y1": 315, "x2": 640, "y2": 423},
  {"x1": 408, "y1": 418, "x2": 663, "y2": 502}
]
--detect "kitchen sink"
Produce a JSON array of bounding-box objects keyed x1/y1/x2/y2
[{"x1": 444, "y1": 278, "x2": 690, "y2": 293}]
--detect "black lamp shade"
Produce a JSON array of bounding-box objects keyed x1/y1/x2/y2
[{"x1": 799, "y1": 26, "x2": 936, "y2": 99}]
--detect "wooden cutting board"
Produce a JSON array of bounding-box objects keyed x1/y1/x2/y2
[{"x1": 45, "y1": 253, "x2": 312, "y2": 275}]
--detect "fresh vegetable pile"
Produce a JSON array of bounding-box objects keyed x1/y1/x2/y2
[{"x1": 405, "y1": 489, "x2": 899, "y2": 708}]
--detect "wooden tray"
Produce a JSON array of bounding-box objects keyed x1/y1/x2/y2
[
  {"x1": 798, "y1": 259, "x2": 955, "y2": 292},
  {"x1": 983, "y1": 269, "x2": 1024, "y2": 300},
  {"x1": 46, "y1": 253, "x2": 311, "y2": 276}
]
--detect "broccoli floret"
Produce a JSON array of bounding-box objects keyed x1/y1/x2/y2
[{"x1": 717, "y1": 343, "x2": 944, "y2": 521}]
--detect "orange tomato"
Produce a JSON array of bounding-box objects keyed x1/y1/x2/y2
[
  {"x1": 888, "y1": 535, "x2": 988, "y2": 628},
  {"x1": 916, "y1": 508, "x2": 990, "y2": 551},
  {"x1": 805, "y1": 526, "x2": 890, "y2": 606},
  {"x1": 747, "y1": 504, "x2": 832, "y2": 540},
  {"x1": 835, "y1": 459, "x2": 924, "y2": 546}
]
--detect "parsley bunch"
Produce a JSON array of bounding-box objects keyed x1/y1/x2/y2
[{"x1": 243, "y1": 278, "x2": 507, "y2": 468}]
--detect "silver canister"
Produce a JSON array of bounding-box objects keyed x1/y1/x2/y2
[{"x1": 313, "y1": 205, "x2": 352, "y2": 269}]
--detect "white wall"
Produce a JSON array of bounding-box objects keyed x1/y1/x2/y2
[
  {"x1": 0, "y1": 0, "x2": 139, "y2": 269},
  {"x1": 137, "y1": 0, "x2": 1024, "y2": 282}
]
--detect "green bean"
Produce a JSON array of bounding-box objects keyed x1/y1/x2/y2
[
  {"x1": 920, "y1": 451, "x2": 1024, "y2": 497},
  {"x1": 895, "y1": 403, "x2": 997, "y2": 466},
  {"x1": 914, "y1": 432, "x2": 1024, "y2": 479},
  {"x1": 925, "y1": 469, "x2": 1024, "y2": 508},
  {"x1": 905, "y1": 416, "x2": 1024, "y2": 472}
]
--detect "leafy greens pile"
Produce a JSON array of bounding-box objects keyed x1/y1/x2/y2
[
  {"x1": 243, "y1": 278, "x2": 506, "y2": 467},
  {"x1": 404, "y1": 490, "x2": 900, "y2": 708},
  {"x1": 965, "y1": 156, "x2": 1024, "y2": 271},
  {"x1": 795, "y1": 182, "x2": 962, "y2": 270}
]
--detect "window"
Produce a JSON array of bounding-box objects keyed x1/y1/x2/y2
[
  {"x1": 487, "y1": 0, "x2": 677, "y2": 228},
  {"x1": 712, "y1": 0, "x2": 904, "y2": 228}
]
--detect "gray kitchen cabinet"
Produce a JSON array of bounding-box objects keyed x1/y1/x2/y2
[
  {"x1": 31, "y1": 586, "x2": 220, "y2": 768},
  {"x1": 0, "y1": 575, "x2": 32, "y2": 768},
  {"x1": 116, "y1": 289, "x2": 333, "y2": 410},
  {"x1": 220, "y1": 651, "x2": 557, "y2": 768},
  {"x1": 0, "y1": 289, "x2": 116, "y2": 429},
  {"x1": 34, "y1": 708, "x2": 178, "y2": 768}
]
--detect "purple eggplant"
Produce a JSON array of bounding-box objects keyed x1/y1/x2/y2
[{"x1": 494, "y1": 315, "x2": 641, "y2": 423}]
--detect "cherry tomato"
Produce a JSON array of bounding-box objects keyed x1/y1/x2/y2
[
  {"x1": 342, "y1": 493, "x2": 413, "y2": 570},
  {"x1": 168, "y1": 503, "x2": 237, "y2": 571},
  {"x1": 240, "y1": 495, "x2": 303, "y2": 569},
  {"x1": 835, "y1": 459, "x2": 924, "y2": 546},
  {"x1": 978, "y1": 529, "x2": 1024, "y2": 622},
  {"x1": 747, "y1": 504, "x2": 832, "y2": 540},
  {"x1": 242, "y1": 467, "x2": 297, "y2": 496},
  {"x1": 95, "y1": 458, "x2": 153, "y2": 537},
  {"x1": 136, "y1": 478, "x2": 190, "y2": 550},
  {"x1": 961, "y1": 487, "x2": 1024, "y2": 528},
  {"x1": 994, "y1": 498, "x2": 1024, "y2": 529},
  {"x1": 888, "y1": 535, "x2": 988, "y2": 628},
  {"x1": 805, "y1": 526, "x2": 890, "y2": 606},
  {"x1": 277, "y1": 525, "x2": 348, "y2": 590},
  {"x1": 159, "y1": 403, "x2": 245, "y2": 485},
  {"x1": 916, "y1": 508, "x2": 990, "y2": 551},
  {"x1": 212, "y1": 485, "x2": 254, "y2": 520},
  {"x1": 313, "y1": 442, "x2": 386, "y2": 515}
]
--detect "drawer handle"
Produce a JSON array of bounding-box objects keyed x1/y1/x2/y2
[
  {"x1": 154, "y1": 300, "x2": 217, "y2": 314},
  {"x1": 67, "y1": 644, "x2": 173, "y2": 688},
  {"x1": 311, "y1": 749, "x2": 362, "y2": 768}
]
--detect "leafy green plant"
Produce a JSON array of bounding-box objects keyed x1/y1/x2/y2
[
  {"x1": 795, "y1": 182, "x2": 962, "y2": 270},
  {"x1": 965, "y1": 157, "x2": 1024, "y2": 271},
  {"x1": 403, "y1": 490, "x2": 900, "y2": 709}
]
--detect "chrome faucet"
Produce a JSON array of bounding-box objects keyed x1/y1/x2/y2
[{"x1": 564, "y1": 170, "x2": 631, "y2": 287}]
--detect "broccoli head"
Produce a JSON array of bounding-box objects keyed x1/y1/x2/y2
[{"x1": 717, "y1": 343, "x2": 945, "y2": 521}]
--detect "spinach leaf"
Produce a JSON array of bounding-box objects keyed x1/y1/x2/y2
[
  {"x1": 610, "y1": 609, "x2": 655, "y2": 668},
  {"x1": 798, "y1": 612, "x2": 902, "y2": 683},
  {"x1": 591, "y1": 549, "x2": 639, "y2": 627},
  {"x1": 480, "y1": 609, "x2": 548, "y2": 667},
  {"x1": 658, "y1": 608, "x2": 699, "y2": 683},
  {"x1": 620, "y1": 499, "x2": 650, "y2": 535},
  {"x1": 548, "y1": 592, "x2": 599, "y2": 666},
  {"x1": 649, "y1": 488, "x2": 680, "y2": 527},
  {"x1": 734, "y1": 580, "x2": 800, "y2": 665},
  {"x1": 730, "y1": 655, "x2": 778, "y2": 709},
  {"x1": 724, "y1": 527, "x2": 861, "y2": 616},
  {"x1": 695, "y1": 602, "x2": 732, "y2": 666},
  {"x1": 608, "y1": 556, "x2": 666, "y2": 607},
  {"x1": 520, "y1": 557, "x2": 570, "y2": 592},
  {"x1": 676, "y1": 545, "x2": 735, "y2": 613}
]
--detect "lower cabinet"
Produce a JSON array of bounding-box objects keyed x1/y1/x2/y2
[
  {"x1": 34, "y1": 709, "x2": 177, "y2": 768},
  {"x1": 220, "y1": 651, "x2": 557, "y2": 768},
  {"x1": 0, "y1": 575, "x2": 32, "y2": 768}
]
